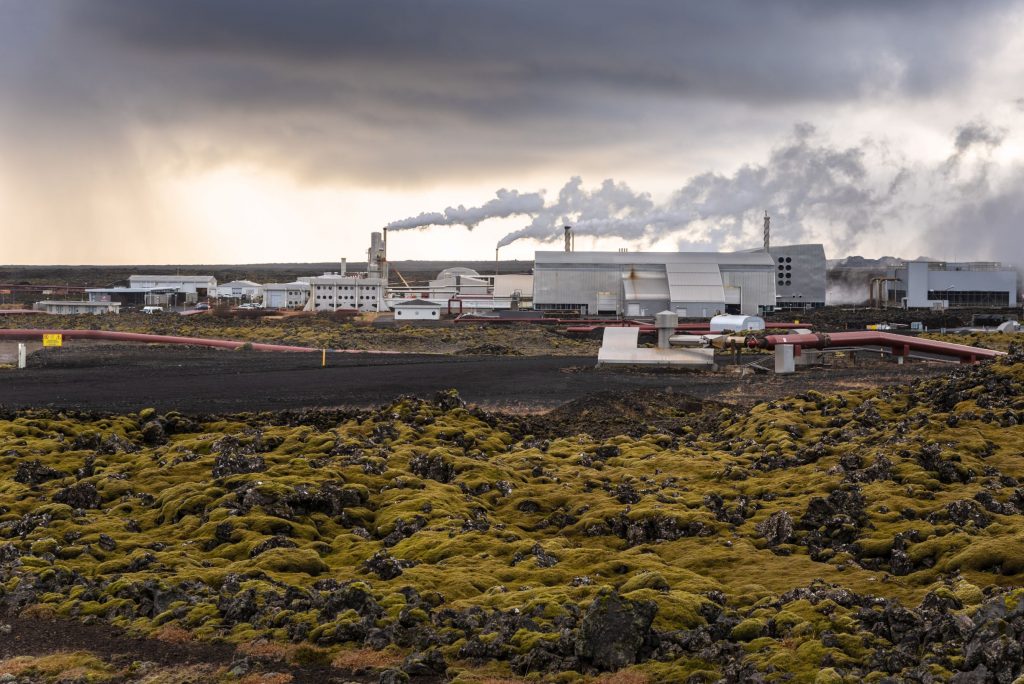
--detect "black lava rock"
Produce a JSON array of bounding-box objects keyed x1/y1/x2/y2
[{"x1": 575, "y1": 590, "x2": 657, "y2": 671}]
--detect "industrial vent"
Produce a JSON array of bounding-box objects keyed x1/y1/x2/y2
[{"x1": 776, "y1": 256, "x2": 792, "y2": 287}]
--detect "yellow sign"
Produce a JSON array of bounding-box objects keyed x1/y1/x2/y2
[{"x1": 42, "y1": 334, "x2": 63, "y2": 347}]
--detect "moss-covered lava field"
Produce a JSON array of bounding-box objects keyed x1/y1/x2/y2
[{"x1": 4, "y1": 352, "x2": 1024, "y2": 682}]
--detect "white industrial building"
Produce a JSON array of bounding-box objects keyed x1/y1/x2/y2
[
  {"x1": 299, "y1": 272, "x2": 387, "y2": 312},
  {"x1": 262, "y1": 282, "x2": 311, "y2": 309},
  {"x1": 385, "y1": 268, "x2": 533, "y2": 313},
  {"x1": 883, "y1": 261, "x2": 1018, "y2": 308},
  {"x1": 128, "y1": 275, "x2": 217, "y2": 300},
  {"x1": 34, "y1": 300, "x2": 121, "y2": 315},
  {"x1": 216, "y1": 280, "x2": 263, "y2": 301},
  {"x1": 393, "y1": 299, "x2": 443, "y2": 320},
  {"x1": 533, "y1": 250, "x2": 788, "y2": 317}
]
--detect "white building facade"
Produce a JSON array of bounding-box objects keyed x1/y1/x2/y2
[
  {"x1": 300, "y1": 272, "x2": 386, "y2": 313},
  {"x1": 216, "y1": 280, "x2": 263, "y2": 301},
  {"x1": 262, "y1": 282, "x2": 311, "y2": 309},
  {"x1": 394, "y1": 299, "x2": 443, "y2": 320}
]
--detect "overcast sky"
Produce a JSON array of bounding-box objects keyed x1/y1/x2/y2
[{"x1": 2, "y1": 1, "x2": 1024, "y2": 265}]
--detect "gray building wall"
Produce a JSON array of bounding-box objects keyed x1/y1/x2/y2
[{"x1": 768, "y1": 244, "x2": 827, "y2": 307}]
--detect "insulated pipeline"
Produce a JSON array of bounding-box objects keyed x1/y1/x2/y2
[
  {"x1": 0, "y1": 329, "x2": 321, "y2": 353},
  {"x1": 749, "y1": 331, "x2": 1004, "y2": 362}
]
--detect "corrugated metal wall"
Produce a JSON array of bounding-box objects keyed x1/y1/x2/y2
[
  {"x1": 535, "y1": 255, "x2": 781, "y2": 316},
  {"x1": 721, "y1": 270, "x2": 776, "y2": 315}
]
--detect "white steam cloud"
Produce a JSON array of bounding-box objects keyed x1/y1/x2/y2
[
  {"x1": 386, "y1": 188, "x2": 544, "y2": 230},
  {"x1": 387, "y1": 121, "x2": 1023, "y2": 264}
]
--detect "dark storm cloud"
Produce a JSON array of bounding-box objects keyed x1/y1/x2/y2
[
  {"x1": 0, "y1": 0, "x2": 1021, "y2": 263},
  {"x1": 68, "y1": 1, "x2": 1001, "y2": 102},
  {"x1": 2, "y1": 0, "x2": 1015, "y2": 182}
]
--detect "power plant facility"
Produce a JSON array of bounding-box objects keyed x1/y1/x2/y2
[
  {"x1": 880, "y1": 260, "x2": 1018, "y2": 309},
  {"x1": 768, "y1": 244, "x2": 827, "y2": 309},
  {"x1": 531, "y1": 227, "x2": 827, "y2": 317}
]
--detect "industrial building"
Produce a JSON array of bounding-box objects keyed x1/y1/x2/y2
[
  {"x1": 882, "y1": 261, "x2": 1018, "y2": 308},
  {"x1": 768, "y1": 244, "x2": 827, "y2": 309},
  {"x1": 262, "y1": 282, "x2": 311, "y2": 309},
  {"x1": 216, "y1": 280, "x2": 263, "y2": 301},
  {"x1": 34, "y1": 300, "x2": 120, "y2": 315},
  {"x1": 384, "y1": 268, "x2": 533, "y2": 313},
  {"x1": 127, "y1": 275, "x2": 216, "y2": 301},
  {"x1": 87, "y1": 287, "x2": 177, "y2": 308},
  {"x1": 299, "y1": 272, "x2": 387, "y2": 313},
  {"x1": 533, "y1": 250, "x2": 785, "y2": 317},
  {"x1": 393, "y1": 299, "x2": 443, "y2": 320}
]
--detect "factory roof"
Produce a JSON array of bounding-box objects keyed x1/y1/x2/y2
[
  {"x1": 299, "y1": 273, "x2": 385, "y2": 284},
  {"x1": 262, "y1": 281, "x2": 311, "y2": 290},
  {"x1": 218, "y1": 280, "x2": 262, "y2": 288},
  {"x1": 128, "y1": 275, "x2": 216, "y2": 283},
  {"x1": 393, "y1": 299, "x2": 443, "y2": 308},
  {"x1": 437, "y1": 267, "x2": 481, "y2": 279},
  {"x1": 666, "y1": 262, "x2": 727, "y2": 303},
  {"x1": 535, "y1": 250, "x2": 775, "y2": 267},
  {"x1": 85, "y1": 287, "x2": 176, "y2": 294},
  {"x1": 622, "y1": 273, "x2": 669, "y2": 301},
  {"x1": 35, "y1": 300, "x2": 121, "y2": 306}
]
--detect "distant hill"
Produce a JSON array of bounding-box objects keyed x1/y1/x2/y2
[{"x1": 0, "y1": 260, "x2": 534, "y2": 288}]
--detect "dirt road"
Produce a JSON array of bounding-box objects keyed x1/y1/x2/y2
[{"x1": 0, "y1": 344, "x2": 954, "y2": 414}]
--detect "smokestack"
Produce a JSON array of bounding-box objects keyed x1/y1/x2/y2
[
  {"x1": 340, "y1": 258, "x2": 347, "y2": 276},
  {"x1": 763, "y1": 211, "x2": 770, "y2": 252},
  {"x1": 564, "y1": 225, "x2": 572, "y2": 252},
  {"x1": 495, "y1": 246, "x2": 500, "y2": 279}
]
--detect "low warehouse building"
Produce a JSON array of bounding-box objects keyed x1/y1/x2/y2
[
  {"x1": 533, "y1": 250, "x2": 786, "y2": 317},
  {"x1": 34, "y1": 300, "x2": 120, "y2": 315},
  {"x1": 262, "y1": 282, "x2": 311, "y2": 309},
  {"x1": 87, "y1": 287, "x2": 174, "y2": 308},
  {"x1": 884, "y1": 261, "x2": 1018, "y2": 308},
  {"x1": 128, "y1": 275, "x2": 217, "y2": 300},
  {"x1": 394, "y1": 299, "x2": 443, "y2": 320},
  {"x1": 216, "y1": 280, "x2": 263, "y2": 301}
]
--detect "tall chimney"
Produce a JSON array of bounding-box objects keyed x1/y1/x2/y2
[
  {"x1": 763, "y1": 211, "x2": 770, "y2": 252},
  {"x1": 564, "y1": 225, "x2": 572, "y2": 252},
  {"x1": 340, "y1": 258, "x2": 347, "y2": 276}
]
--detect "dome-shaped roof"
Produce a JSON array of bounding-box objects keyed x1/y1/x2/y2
[{"x1": 436, "y1": 267, "x2": 481, "y2": 279}]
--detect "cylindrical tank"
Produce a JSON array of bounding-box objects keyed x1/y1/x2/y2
[
  {"x1": 655, "y1": 310, "x2": 678, "y2": 349},
  {"x1": 710, "y1": 314, "x2": 765, "y2": 333}
]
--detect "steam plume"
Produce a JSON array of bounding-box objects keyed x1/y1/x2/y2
[
  {"x1": 386, "y1": 188, "x2": 544, "y2": 230},
  {"x1": 387, "y1": 120, "x2": 1022, "y2": 264}
]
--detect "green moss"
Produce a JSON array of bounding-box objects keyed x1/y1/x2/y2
[{"x1": 731, "y1": 618, "x2": 767, "y2": 642}]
